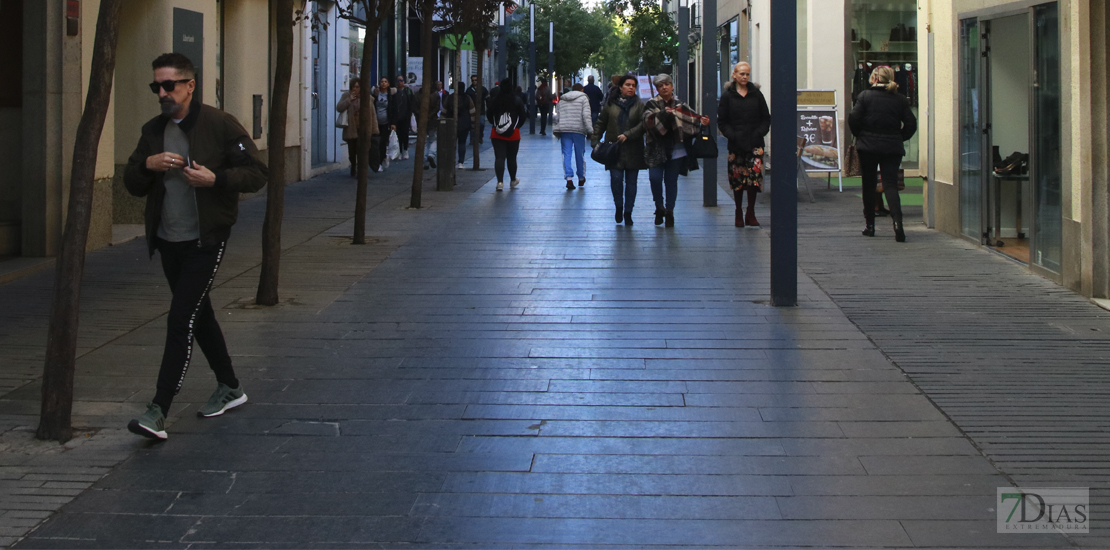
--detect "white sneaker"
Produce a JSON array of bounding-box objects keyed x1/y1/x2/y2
[
  {"x1": 496, "y1": 181, "x2": 504, "y2": 191},
  {"x1": 510, "y1": 178, "x2": 520, "y2": 189},
  {"x1": 457, "y1": 163, "x2": 465, "y2": 169},
  {"x1": 376, "y1": 166, "x2": 384, "y2": 172},
  {"x1": 402, "y1": 151, "x2": 409, "y2": 160}
]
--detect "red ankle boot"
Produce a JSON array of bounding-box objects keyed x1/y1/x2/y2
[
  {"x1": 745, "y1": 209, "x2": 760, "y2": 227},
  {"x1": 735, "y1": 209, "x2": 744, "y2": 228}
]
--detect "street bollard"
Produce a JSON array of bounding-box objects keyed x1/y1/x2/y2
[{"x1": 437, "y1": 118, "x2": 456, "y2": 191}]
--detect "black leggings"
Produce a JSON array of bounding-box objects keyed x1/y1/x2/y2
[
  {"x1": 378, "y1": 123, "x2": 391, "y2": 163},
  {"x1": 492, "y1": 138, "x2": 520, "y2": 182},
  {"x1": 395, "y1": 124, "x2": 410, "y2": 152},
  {"x1": 152, "y1": 238, "x2": 239, "y2": 415},
  {"x1": 858, "y1": 150, "x2": 903, "y2": 224}
]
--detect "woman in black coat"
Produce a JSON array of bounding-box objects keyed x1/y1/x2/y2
[
  {"x1": 848, "y1": 65, "x2": 917, "y2": 242},
  {"x1": 717, "y1": 62, "x2": 771, "y2": 228}
]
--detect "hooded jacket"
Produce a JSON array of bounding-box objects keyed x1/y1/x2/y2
[
  {"x1": 717, "y1": 82, "x2": 771, "y2": 154},
  {"x1": 553, "y1": 91, "x2": 593, "y2": 136},
  {"x1": 124, "y1": 100, "x2": 268, "y2": 257}
]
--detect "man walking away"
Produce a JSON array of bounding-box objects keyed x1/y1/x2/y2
[
  {"x1": 537, "y1": 81, "x2": 553, "y2": 136},
  {"x1": 123, "y1": 53, "x2": 267, "y2": 439},
  {"x1": 583, "y1": 75, "x2": 604, "y2": 125},
  {"x1": 391, "y1": 75, "x2": 416, "y2": 160}
]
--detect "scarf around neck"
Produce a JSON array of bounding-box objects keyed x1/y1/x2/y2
[{"x1": 616, "y1": 96, "x2": 636, "y2": 129}]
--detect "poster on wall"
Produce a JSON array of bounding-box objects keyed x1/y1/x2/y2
[
  {"x1": 636, "y1": 76, "x2": 653, "y2": 99},
  {"x1": 407, "y1": 57, "x2": 423, "y2": 88},
  {"x1": 797, "y1": 109, "x2": 842, "y2": 172}
]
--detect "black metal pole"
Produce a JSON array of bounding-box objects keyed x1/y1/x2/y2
[
  {"x1": 528, "y1": 4, "x2": 537, "y2": 134},
  {"x1": 677, "y1": 5, "x2": 688, "y2": 100},
  {"x1": 699, "y1": 0, "x2": 716, "y2": 207},
  {"x1": 770, "y1": 0, "x2": 798, "y2": 306}
]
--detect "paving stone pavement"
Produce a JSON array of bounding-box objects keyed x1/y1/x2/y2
[{"x1": 0, "y1": 135, "x2": 1104, "y2": 547}]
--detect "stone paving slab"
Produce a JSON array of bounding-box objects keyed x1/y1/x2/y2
[{"x1": 0, "y1": 135, "x2": 1102, "y2": 547}]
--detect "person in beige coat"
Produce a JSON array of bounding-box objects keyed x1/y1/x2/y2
[{"x1": 336, "y1": 80, "x2": 379, "y2": 177}]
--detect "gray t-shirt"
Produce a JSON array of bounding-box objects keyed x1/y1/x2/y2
[
  {"x1": 157, "y1": 121, "x2": 200, "y2": 242},
  {"x1": 376, "y1": 92, "x2": 389, "y2": 122}
]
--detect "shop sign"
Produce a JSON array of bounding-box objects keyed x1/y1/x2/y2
[{"x1": 797, "y1": 109, "x2": 841, "y2": 173}]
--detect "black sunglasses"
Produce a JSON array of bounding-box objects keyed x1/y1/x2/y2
[{"x1": 149, "y1": 79, "x2": 193, "y2": 94}]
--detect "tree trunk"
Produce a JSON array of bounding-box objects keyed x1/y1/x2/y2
[
  {"x1": 355, "y1": 0, "x2": 396, "y2": 243},
  {"x1": 256, "y1": 0, "x2": 295, "y2": 306},
  {"x1": 37, "y1": 0, "x2": 124, "y2": 443},
  {"x1": 409, "y1": 2, "x2": 436, "y2": 209},
  {"x1": 471, "y1": 52, "x2": 484, "y2": 170}
]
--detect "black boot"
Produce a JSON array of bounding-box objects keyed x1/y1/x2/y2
[
  {"x1": 664, "y1": 209, "x2": 674, "y2": 227},
  {"x1": 894, "y1": 220, "x2": 906, "y2": 242},
  {"x1": 654, "y1": 208, "x2": 664, "y2": 225},
  {"x1": 862, "y1": 223, "x2": 875, "y2": 237},
  {"x1": 616, "y1": 207, "x2": 624, "y2": 223}
]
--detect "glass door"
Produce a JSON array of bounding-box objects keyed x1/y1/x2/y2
[
  {"x1": 1031, "y1": 3, "x2": 1062, "y2": 272},
  {"x1": 959, "y1": 18, "x2": 986, "y2": 241},
  {"x1": 311, "y1": 2, "x2": 331, "y2": 167}
]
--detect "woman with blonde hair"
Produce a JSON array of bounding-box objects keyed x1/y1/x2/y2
[
  {"x1": 717, "y1": 61, "x2": 771, "y2": 227},
  {"x1": 848, "y1": 65, "x2": 917, "y2": 242}
]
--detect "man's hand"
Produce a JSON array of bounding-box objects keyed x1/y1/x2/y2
[
  {"x1": 617, "y1": 134, "x2": 628, "y2": 143},
  {"x1": 390, "y1": 124, "x2": 397, "y2": 131},
  {"x1": 146, "y1": 152, "x2": 185, "y2": 172},
  {"x1": 183, "y1": 162, "x2": 216, "y2": 187}
]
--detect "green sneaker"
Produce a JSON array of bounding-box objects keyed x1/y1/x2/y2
[
  {"x1": 127, "y1": 403, "x2": 167, "y2": 440},
  {"x1": 197, "y1": 383, "x2": 247, "y2": 418}
]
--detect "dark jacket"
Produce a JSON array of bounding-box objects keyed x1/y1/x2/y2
[
  {"x1": 124, "y1": 100, "x2": 268, "y2": 256},
  {"x1": 848, "y1": 86, "x2": 917, "y2": 156},
  {"x1": 591, "y1": 96, "x2": 647, "y2": 171},
  {"x1": 717, "y1": 83, "x2": 771, "y2": 154},
  {"x1": 389, "y1": 86, "x2": 416, "y2": 126},
  {"x1": 583, "y1": 83, "x2": 604, "y2": 115},
  {"x1": 486, "y1": 94, "x2": 528, "y2": 139},
  {"x1": 443, "y1": 90, "x2": 475, "y2": 131},
  {"x1": 537, "y1": 86, "x2": 553, "y2": 108},
  {"x1": 466, "y1": 85, "x2": 490, "y2": 115}
]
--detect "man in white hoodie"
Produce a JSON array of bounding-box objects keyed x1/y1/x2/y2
[{"x1": 553, "y1": 83, "x2": 593, "y2": 190}]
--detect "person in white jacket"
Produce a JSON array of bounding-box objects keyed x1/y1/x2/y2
[{"x1": 553, "y1": 83, "x2": 593, "y2": 190}]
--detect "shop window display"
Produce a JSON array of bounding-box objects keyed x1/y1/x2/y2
[{"x1": 849, "y1": 0, "x2": 918, "y2": 168}]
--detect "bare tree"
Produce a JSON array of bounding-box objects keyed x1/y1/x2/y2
[
  {"x1": 339, "y1": 0, "x2": 398, "y2": 244},
  {"x1": 37, "y1": 0, "x2": 124, "y2": 442},
  {"x1": 409, "y1": 0, "x2": 438, "y2": 208},
  {"x1": 256, "y1": 0, "x2": 296, "y2": 306}
]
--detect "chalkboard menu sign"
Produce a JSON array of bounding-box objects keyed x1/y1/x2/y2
[{"x1": 797, "y1": 109, "x2": 841, "y2": 172}]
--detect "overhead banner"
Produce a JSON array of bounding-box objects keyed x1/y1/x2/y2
[{"x1": 407, "y1": 57, "x2": 423, "y2": 86}]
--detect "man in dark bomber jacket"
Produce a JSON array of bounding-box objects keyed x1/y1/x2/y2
[{"x1": 123, "y1": 53, "x2": 267, "y2": 439}]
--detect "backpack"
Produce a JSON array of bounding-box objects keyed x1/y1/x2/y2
[{"x1": 494, "y1": 111, "x2": 515, "y2": 136}]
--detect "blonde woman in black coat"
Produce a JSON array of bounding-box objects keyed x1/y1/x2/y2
[
  {"x1": 717, "y1": 62, "x2": 771, "y2": 228},
  {"x1": 848, "y1": 65, "x2": 917, "y2": 242}
]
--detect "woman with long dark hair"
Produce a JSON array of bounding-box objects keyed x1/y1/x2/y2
[
  {"x1": 592, "y1": 75, "x2": 646, "y2": 225},
  {"x1": 849, "y1": 65, "x2": 917, "y2": 241},
  {"x1": 486, "y1": 79, "x2": 527, "y2": 191}
]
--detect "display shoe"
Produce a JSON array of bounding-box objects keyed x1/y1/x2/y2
[
  {"x1": 616, "y1": 208, "x2": 624, "y2": 223},
  {"x1": 566, "y1": 179, "x2": 575, "y2": 190},
  {"x1": 624, "y1": 211, "x2": 634, "y2": 225},
  {"x1": 735, "y1": 209, "x2": 744, "y2": 228},
  {"x1": 664, "y1": 209, "x2": 675, "y2": 227},
  {"x1": 745, "y1": 211, "x2": 760, "y2": 228},
  {"x1": 894, "y1": 221, "x2": 906, "y2": 242},
  {"x1": 654, "y1": 208, "x2": 665, "y2": 225},
  {"x1": 862, "y1": 223, "x2": 875, "y2": 237}
]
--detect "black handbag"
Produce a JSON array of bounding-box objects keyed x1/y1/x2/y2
[
  {"x1": 686, "y1": 127, "x2": 718, "y2": 159},
  {"x1": 591, "y1": 141, "x2": 620, "y2": 166}
]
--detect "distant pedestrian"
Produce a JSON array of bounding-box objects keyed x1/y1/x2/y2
[
  {"x1": 643, "y1": 73, "x2": 709, "y2": 227},
  {"x1": 372, "y1": 77, "x2": 392, "y2": 171},
  {"x1": 849, "y1": 65, "x2": 917, "y2": 242},
  {"x1": 718, "y1": 61, "x2": 771, "y2": 228},
  {"x1": 516, "y1": 85, "x2": 528, "y2": 107},
  {"x1": 486, "y1": 79, "x2": 527, "y2": 191},
  {"x1": 123, "y1": 53, "x2": 267, "y2": 439},
  {"x1": 390, "y1": 75, "x2": 416, "y2": 160},
  {"x1": 591, "y1": 75, "x2": 646, "y2": 225},
  {"x1": 466, "y1": 75, "x2": 489, "y2": 144},
  {"x1": 337, "y1": 80, "x2": 378, "y2": 178},
  {"x1": 537, "y1": 81, "x2": 553, "y2": 135},
  {"x1": 444, "y1": 83, "x2": 474, "y2": 168},
  {"x1": 554, "y1": 83, "x2": 593, "y2": 190},
  {"x1": 583, "y1": 75, "x2": 604, "y2": 125}
]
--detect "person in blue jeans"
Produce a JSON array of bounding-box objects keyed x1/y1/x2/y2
[
  {"x1": 642, "y1": 73, "x2": 710, "y2": 227},
  {"x1": 553, "y1": 83, "x2": 593, "y2": 190},
  {"x1": 591, "y1": 75, "x2": 646, "y2": 225}
]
